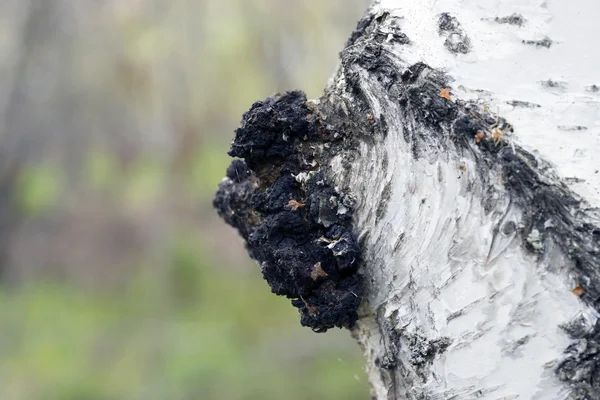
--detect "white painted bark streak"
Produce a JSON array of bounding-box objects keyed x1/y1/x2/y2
[{"x1": 326, "y1": 0, "x2": 600, "y2": 398}]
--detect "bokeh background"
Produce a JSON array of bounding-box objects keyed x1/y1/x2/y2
[{"x1": 0, "y1": 0, "x2": 371, "y2": 399}]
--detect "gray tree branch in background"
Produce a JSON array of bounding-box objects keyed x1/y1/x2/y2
[{"x1": 216, "y1": 0, "x2": 600, "y2": 398}]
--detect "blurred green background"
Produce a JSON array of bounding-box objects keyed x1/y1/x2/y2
[{"x1": 0, "y1": 0, "x2": 370, "y2": 399}]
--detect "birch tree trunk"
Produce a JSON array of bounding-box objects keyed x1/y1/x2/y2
[{"x1": 215, "y1": 0, "x2": 600, "y2": 398}]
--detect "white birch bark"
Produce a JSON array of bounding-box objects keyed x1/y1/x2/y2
[{"x1": 325, "y1": 0, "x2": 600, "y2": 398}]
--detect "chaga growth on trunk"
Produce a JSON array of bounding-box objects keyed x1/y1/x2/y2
[
  {"x1": 215, "y1": 2, "x2": 600, "y2": 398},
  {"x1": 214, "y1": 91, "x2": 363, "y2": 332}
]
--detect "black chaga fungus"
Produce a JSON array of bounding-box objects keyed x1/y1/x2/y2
[
  {"x1": 228, "y1": 91, "x2": 317, "y2": 171},
  {"x1": 226, "y1": 159, "x2": 250, "y2": 183},
  {"x1": 214, "y1": 91, "x2": 363, "y2": 332}
]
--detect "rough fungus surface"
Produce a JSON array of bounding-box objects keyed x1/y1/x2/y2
[{"x1": 214, "y1": 91, "x2": 363, "y2": 332}]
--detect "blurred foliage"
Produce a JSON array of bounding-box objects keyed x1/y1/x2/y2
[
  {"x1": 16, "y1": 164, "x2": 63, "y2": 217},
  {"x1": 85, "y1": 150, "x2": 121, "y2": 192},
  {"x1": 0, "y1": 0, "x2": 370, "y2": 398},
  {"x1": 0, "y1": 233, "x2": 368, "y2": 399}
]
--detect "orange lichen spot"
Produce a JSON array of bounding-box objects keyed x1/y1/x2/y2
[
  {"x1": 439, "y1": 88, "x2": 452, "y2": 100},
  {"x1": 310, "y1": 262, "x2": 328, "y2": 281},
  {"x1": 491, "y1": 127, "x2": 505, "y2": 144},
  {"x1": 475, "y1": 131, "x2": 486, "y2": 143},
  {"x1": 287, "y1": 199, "x2": 305, "y2": 211},
  {"x1": 572, "y1": 285, "x2": 585, "y2": 296}
]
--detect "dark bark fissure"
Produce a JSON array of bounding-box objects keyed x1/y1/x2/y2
[{"x1": 214, "y1": 9, "x2": 600, "y2": 398}]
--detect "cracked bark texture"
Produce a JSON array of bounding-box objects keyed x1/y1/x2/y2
[{"x1": 215, "y1": 0, "x2": 600, "y2": 398}]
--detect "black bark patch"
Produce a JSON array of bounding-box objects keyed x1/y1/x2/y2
[
  {"x1": 541, "y1": 80, "x2": 568, "y2": 90},
  {"x1": 561, "y1": 314, "x2": 595, "y2": 340},
  {"x1": 502, "y1": 220, "x2": 517, "y2": 235},
  {"x1": 406, "y1": 333, "x2": 453, "y2": 378},
  {"x1": 522, "y1": 37, "x2": 553, "y2": 48},
  {"x1": 585, "y1": 85, "x2": 600, "y2": 93},
  {"x1": 376, "y1": 181, "x2": 393, "y2": 224},
  {"x1": 506, "y1": 100, "x2": 541, "y2": 108},
  {"x1": 494, "y1": 13, "x2": 526, "y2": 26},
  {"x1": 374, "y1": 13, "x2": 410, "y2": 46},
  {"x1": 346, "y1": 11, "x2": 409, "y2": 50},
  {"x1": 558, "y1": 126, "x2": 588, "y2": 132},
  {"x1": 496, "y1": 150, "x2": 600, "y2": 304},
  {"x1": 556, "y1": 321, "x2": 600, "y2": 399},
  {"x1": 345, "y1": 13, "x2": 377, "y2": 48},
  {"x1": 214, "y1": 91, "x2": 363, "y2": 332},
  {"x1": 458, "y1": 85, "x2": 494, "y2": 97},
  {"x1": 374, "y1": 317, "x2": 403, "y2": 398},
  {"x1": 399, "y1": 77, "x2": 458, "y2": 129},
  {"x1": 438, "y1": 13, "x2": 471, "y2": 54}
]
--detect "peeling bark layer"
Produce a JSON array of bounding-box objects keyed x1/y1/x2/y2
[{"x1": 214, "y1": 0, "x2": 600, "y2": 398}]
